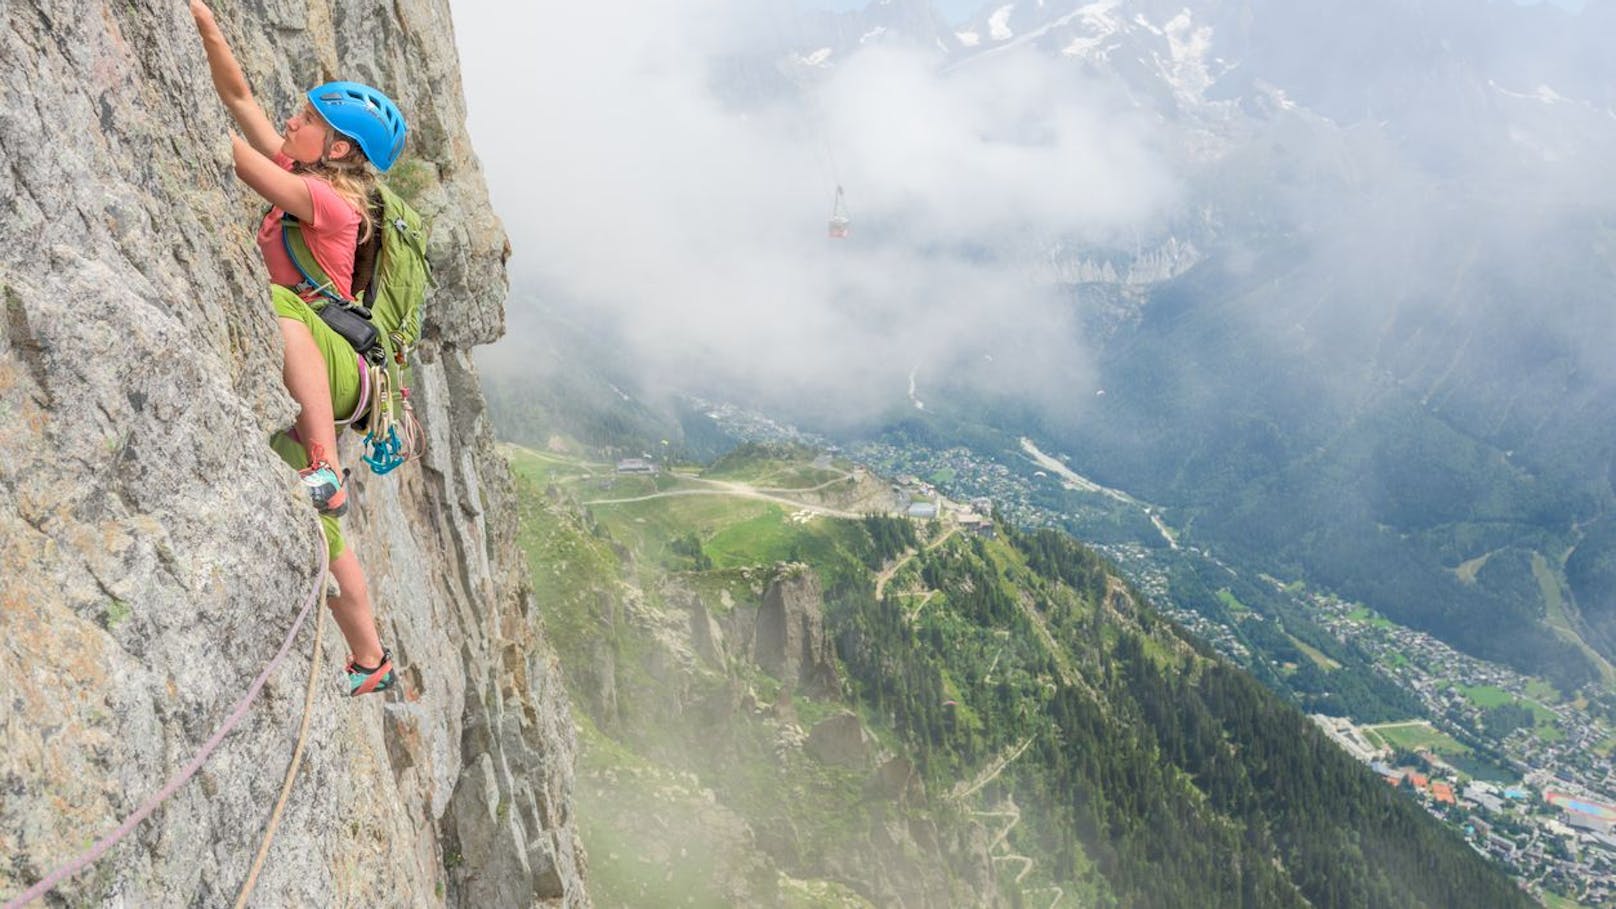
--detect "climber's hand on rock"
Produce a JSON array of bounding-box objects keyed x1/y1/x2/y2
[{"x1": 190, "y1": 1, "x2": 217, "y2": 33}]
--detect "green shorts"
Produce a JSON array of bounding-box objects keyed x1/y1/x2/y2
[{"x1": 269, "y1": 284, "x2": 363, "y2": 560}]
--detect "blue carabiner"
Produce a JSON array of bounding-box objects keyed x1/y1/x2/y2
[{"x1": 362, "y1": 425, "x2": 406, "y2": 475}]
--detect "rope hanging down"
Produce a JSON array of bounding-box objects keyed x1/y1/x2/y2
[
  {"x1": 234, "y1": 592, "x2": 326, "y2": 908},
  {"x1": 2, "y1": 529, "x2": 331, "y2": 909}
]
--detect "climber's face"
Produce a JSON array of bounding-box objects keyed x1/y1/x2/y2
[
  {"x1": 281, "y1": 105, "x2": 330, "y2": 163},
  {"x1": 282, "y1": 104, "x2": 351, "y2": 164}
]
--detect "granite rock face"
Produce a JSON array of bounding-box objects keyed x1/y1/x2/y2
[
  {"x1": 752, "y1": 568, "x2": 840, "y2": 698},
  {"x1": 0, "y1": 1, "x2": 585, "y2": 905}
]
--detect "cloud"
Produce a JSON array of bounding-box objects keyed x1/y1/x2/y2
[{"x1": 451, "y1": 0, "x2": 1174, "y2": 420}]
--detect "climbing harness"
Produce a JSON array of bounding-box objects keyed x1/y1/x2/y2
[
  {"x1": 333, "y1": 352, "x2": 371, "y2": 429},
  {"x1": 1, "y1": 528, "x2": 331, "y2": 909}
]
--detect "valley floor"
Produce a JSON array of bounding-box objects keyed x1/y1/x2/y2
[{"x1": 674, "y1": 406, "x2": 1616, "y2": 908}]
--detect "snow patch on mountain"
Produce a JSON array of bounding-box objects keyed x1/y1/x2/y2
[
  {"x1": 1489, "y1": 79, "x2": 1572, "y2": 106},
  {"x1": 1056, "y1": 2, "x2": 1124, "y2": 59},
  {"x1": 989, "y1": 5, "x2": 1016, "y2": 41},
  {"x1": 1061, "y1": 34, "x2": 1107, "y2": 57},
  {"x1": 1163, "y1": 11, "x2": 1216, "y2": 102},
  {"x1": 798, "y1": 47, "x2": 833, "y2": 67},
  {"x1": 1079, "y1": 0, "x2": 1123, "y2": 33},
  {"x1": 1261, "y1": 82, "x2": 1300, "y2": 112}
]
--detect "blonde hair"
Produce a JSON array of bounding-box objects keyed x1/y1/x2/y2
[{"x1": 294, "y1": 134, "x2": 378, "y2": 242}]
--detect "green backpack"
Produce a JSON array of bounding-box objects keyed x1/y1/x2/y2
[{"x1": 282, "y1": 183, "x2": 430, "y2": 474}]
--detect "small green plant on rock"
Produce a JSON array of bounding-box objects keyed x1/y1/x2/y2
[{"x1": 103, "y1": 599, "x2": 131, "y2": 628}]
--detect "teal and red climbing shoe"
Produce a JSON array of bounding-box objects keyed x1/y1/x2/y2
[
  {"x1": 346, "y1": 648, "x2": 396, "y2": 697},
  {"x1": 299, "y1": 445, "x2": 349, "y2": 517}
]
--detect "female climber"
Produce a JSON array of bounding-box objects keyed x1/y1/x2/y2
[{"x1": 191, "y1": 0, "x2": 404, "y2": 696}]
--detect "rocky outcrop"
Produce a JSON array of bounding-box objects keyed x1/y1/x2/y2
[
  {"x1": 752, "y1": 566, "x2": 840, "y2": 697},
  {"x1": 0, "y1": 2, "x2": 583, "y2": 906},
  {"x1": 866, "y1": 755, "x2": 925, "y2": 805},
  {"x1": 565, "y1": 561, "x2": 1005, "y2": 907},
  {"x1": 805, "y1": 712, "x2": 873, "y2": 769}
]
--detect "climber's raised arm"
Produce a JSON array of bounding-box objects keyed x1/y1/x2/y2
[
  {"x1": 229, "y1": 134, "x2": 314, "y2": 222},
  {"x1": 190, "y1": 0, "x2": 282, "y2": 158}
]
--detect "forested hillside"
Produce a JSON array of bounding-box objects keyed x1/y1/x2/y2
[{"x1": 506, "y1": 445, "x2": 1528, "y2": 908}]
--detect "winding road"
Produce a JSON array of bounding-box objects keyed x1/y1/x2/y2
[{"x1": 583, "y1": 473, "x2": 865, "y2": 519}]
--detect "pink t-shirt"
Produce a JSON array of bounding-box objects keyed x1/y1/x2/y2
[{"x1": 256, "y1": 153, "x2": 363, "y2": 299}]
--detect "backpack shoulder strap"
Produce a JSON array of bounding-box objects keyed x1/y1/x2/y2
[{"x1": 280, "y1": 214, "x2": 348, "y2": 305}]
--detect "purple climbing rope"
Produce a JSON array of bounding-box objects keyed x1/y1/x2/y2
[{"x1": 2, "y1": 530, "x2": 331, "y2": 909}]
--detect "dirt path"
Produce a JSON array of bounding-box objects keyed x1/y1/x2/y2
[
  {"x1": 1026, "y1": 885, "x2": 1065, "y2": 909},
  {"x1": 994, "y1": 854, "x2": 1034, "y2": 884},
  {"x1": 582, "y1": 486, "x2": 864, "y2": 519},
  {"x1": 874, "y1": 526, "x2": 960, "y2": 599},
  {"x1": 753, "y1": 473, "x2": 855, "y2": 495},
  {"x1": 906, "y1": 590, "x2": 940, "y2": 619},
  {"x1": 873, "y1": 549, "x2": 914, "y2": 599},
  {"x1": 974, "y1": 797, "x2": 1064, "y2": 906},
  {"x1": 953, "y1": 736, "x2": 1034, "y2": 802}
]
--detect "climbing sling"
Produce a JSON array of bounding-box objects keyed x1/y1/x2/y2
[{"x1": 281, "y1": 183, "x2": 430, "y2": 475}]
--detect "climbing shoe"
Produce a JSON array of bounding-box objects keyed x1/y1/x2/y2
[
  {"x1": 346, "y1": 648, "x2": 396, "y2": 697},
  {"x1": 299, "y1": 447, "x2": 349, "y2": 517}
]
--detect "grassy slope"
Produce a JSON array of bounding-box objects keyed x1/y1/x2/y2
[
  {"x1": 507, "y1": 445, "x2": 1528, "y2": 909},
  {"x1": 508, "y1": 446, "x2": 985, "y2": 906}
]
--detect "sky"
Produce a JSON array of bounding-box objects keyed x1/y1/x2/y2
[
  {"x1": 453, "y1": 0, "x2": 1175, "y2": 420},
  {"x1": 451, "y1": 0, "x2": 1613, "y2": 431},
  {"x1": 799, "y1": 0, "x2": 1587, "y2": 22},
  {"x1": 808, "y1": 0, "x2": 980, "y2": 21}
]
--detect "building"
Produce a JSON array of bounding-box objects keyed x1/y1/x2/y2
[
  {"x1": 907, "y1": 502, "x2": 939, "y2": 520},
  {"x1": 615, "y1": 458, "x2": 658, "y2": 475},
  {"x1": 1567, "y1": 812, "x2": 1615, "y2": 836},
  {"x1": 955, "y1": 511, "x2": 996, "y2": 538},
  {"x1": 1464, "y1": 785, "x2": 1506, "y2": 814}
]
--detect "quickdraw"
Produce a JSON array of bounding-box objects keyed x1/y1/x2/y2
[
  {"x1": 361, "y1": 364, "x2": 403, "y2": 474},
  {"x1": 362, "y1": 425, "x2": 406, "y2": 475},
  {"x1": 359, "y1": 364, "x2": 423, "y2": 476}
]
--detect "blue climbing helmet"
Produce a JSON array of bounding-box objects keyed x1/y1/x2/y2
[{"x1": 307, "y1": 81, "x2": 407, "y2": 172}]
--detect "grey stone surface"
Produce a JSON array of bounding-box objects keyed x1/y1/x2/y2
[
  {"x1": 751, "y1": 566, "x2": 840, "y2": 697},
  {"x1": 0, "y1": 1, "x2": 584, "y2": 905},
  {"x1": 804, "y1": 711, "x2": 873, "y2": 769}
]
